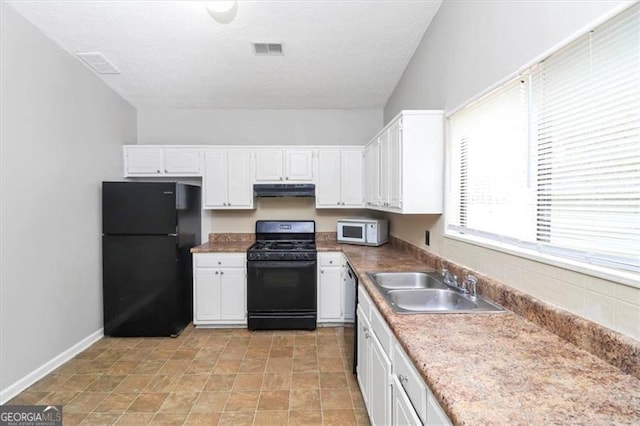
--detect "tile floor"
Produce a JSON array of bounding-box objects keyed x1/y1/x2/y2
[{"x1": 6, "y1": 325, "x2": 369, "y2": 425}]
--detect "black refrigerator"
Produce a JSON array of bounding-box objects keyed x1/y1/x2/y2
[{"x1": 102, "y1": 182, "x2": 201, "y2": 337}]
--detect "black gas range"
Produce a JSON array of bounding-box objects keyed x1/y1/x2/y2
[{"x1": 246, "y1": 220, "x2": 317, "y2": 330}]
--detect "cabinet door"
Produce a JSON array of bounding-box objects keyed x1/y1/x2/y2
[
  {"x1": 392, "y1": 376, "x2": 422, "y2": 426},
  {"x1": 356, "y1": 307, "x2": 371, "y2": 410},
  {"x1": 125, "y1": 147, "x2": 163, "y2": 175},
  {"x1": 316, "y1": 149, "x2": 342, "y2": 207},
  {"x1": 203, "y1": 150, "x2": 227, "y2": 208},
  {"x1": 219, "y1": 268, "x2": 246, "y2": 321},
  {"x1": 164, "y1": 148, "x2": 202, "y2": 175},
  {"x1": 364, "y1": 142, "x2": 379, "y2": 207},
  {"x1": 387, "y1": 120, "x2": 402, "y2": 209},
  {"x1": 255, "y1": 149, "x2": 284, "y2": 181},
  {"x1": 285, "y1": 149, "x2": 314, "y2": 181},
  {"x1": 369, "y1": 332, "x2": 392, "y2": 426},
  {"x1": 379, "y1": 132, "x2": 390, "y2": 207},
  {"x1": 318, "y1": 266, "x2": 343, "y2": 321},
  {"x1": 340, "y1": 149, "x2": 364, "y2": 207},
  {"x1": 226, "y1": 150, "x2": 253, "y2": 208},
  {"x1": 194, "y1": 269, "x2": 220, "y2": 321}
]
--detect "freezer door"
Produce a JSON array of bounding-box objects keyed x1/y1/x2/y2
[
  {"x1": 102, "y1": 182, "x2": 177, "y2": 235},
  {"x1": 103, "y1": 235, "x2": 186, "y2": 336}
]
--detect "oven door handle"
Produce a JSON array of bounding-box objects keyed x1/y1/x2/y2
[{"x1": 248, "y1": 260, "x2": 317, "y2": 268}]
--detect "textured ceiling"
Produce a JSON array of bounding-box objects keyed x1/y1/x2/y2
[{"x1": 7, "y1": 1, "x2": 442, "y2": 109}]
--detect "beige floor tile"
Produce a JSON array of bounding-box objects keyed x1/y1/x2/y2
[
  {"x1": 218, "y1": 411, "x2": 255, "y2": 426},
  {"x1": 233, "y1": 373, "x2": 264, "y2": 391},
  {"x1": 249, "y1": 336, "x2": 274, "y2": 348},
  {"x1": 158, "y1": 391, "x2": 199, "y2": 413},
  {"x1": 157, "y1": 360, "x2": 190, "y2": 375},
  {"x1": 106, "y1": 360, "x2": 141, "y2": 375},
  {"x1": 245, "y1": 347, "x2": 271, "y2": 359},
  {"x1": 184, "y1": 412, "x2": 221, "y2": 425},
  {"x1": 355, "y1": 408, "x2": 371, "y2": 425},
  {"x1": 64, "y1": 392, "x2": 109, "y2": 413},
  {"x1": 213, "y1": 359, "x2": 242, "y2": 374},
  {"x1": 291, "y1": 372, "x2": 320, "y2": 389},
  {"x1": 113, "y1": 374, "x2": 153, "y2": 393},
  {"x1": 227, "y1": 336, "x2": 251, "y2": 347},
  {"x1": 204, "y1": 374, "x2": 237, "y2": 391},
  {"x1": 289, "y1": 389, "x2": 321, "y2": 410},
  {"x1": 293, "y1": 356, "x2": 319, "y2": 372},
  {"x1": 270, "y1": 346, "x2": 294, "y2": 358},
  {"x1": 78, "y1": 412, "x2": 121, "y2": 425},
  {"x1": 289, "y1": 410, "x2": 323, "y2": 425},
  {"x1": 261, "y1": 373, "x2": 292, "y2": 390},
  {"x1": 37, "y1": 391, "x2": 79, "y2": 405},
  {"x1": 150, "y1": 412, "x2": 188, "y2": 425},
  {"x1": 219, "y1": 345, "x2": 247, "y2": 360},
  {"x1": 7, "y1": 391, "x2": 50, "y2": 405},
  {"x1": 258, "y1": 390, "x2": 290, "y2": 410},
  {"x1": 85, "y1": 374, "x2": 126, "y2": 392},
  {"x1": 225, "y1": 391, "x2": 260, "y2": 411},
  {"x1": 321, "y1": 388, "x2": 354, "y2": 409},
  {"x1": 323, "y1": 409, "x2": 358, "y2": 425},
  {"x1": 267, "y1": 358, "x2": 293, "y2": 373},
  {"x1": 294, "y1": 345, "x2": 318, "y2": 357},
  {"x1": 29, "y1": 374, "x2": 69, "y2": 392},
  {"x1": 131, "y1": 360, "x2": 166, "y2": 375},
  {"x1": 57, "y1": 373, "x2": 101, "y2": 392},
  {"x1": 59, "y1": 412, "x2": 87, "y2": 426},
  {"x1": 254, "y1": 410, "x2": 289, "y2": 425},
  {"x1": 320, "y1": 372, "x2": 349, "y2": 388},
  {"x1": 144, "y1": 375, "x2": 180, "y2": 392},
  {"x1": 319, "y1": 357, "x2": 345, "y2": 372},
  {"x1": 120, "y1": 348, "x2": 153, "y2": 361},
  {"x1": 175, "y1": 373, "x2": 209, "y2": 392},
  {"x1": 186, "y1": 358, "x2": 217, "y2": 374},
  {"x1": 115, "y1": 412, "x2": 154, "y2": 425},
  {"x1": 239, "y1": 358, "x2": 267, "y2": 373},
  {"x1": 191, "y1": 391, "x2": 229, "y2": 413},
  {"x1": 127, "y1": 392, "x2": 169, "y2": 413},
  {"x1": 94, "y1": 392, "x2": 137, "y2": 413}
]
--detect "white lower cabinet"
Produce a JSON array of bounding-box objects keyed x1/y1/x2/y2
[
  {"x1": 357, "y1": 284, "x2": 452, "y2": 426},
  {"x1": 193, "y1": 253, "x2": 247, "y2": 326},
  {"x1": 357, "y1": 288, "x2": 392, "y2": 425},
  {"x1": 318, "y1": 253, "x2": 355, "y2": 324}
]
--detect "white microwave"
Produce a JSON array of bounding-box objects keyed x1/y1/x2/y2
[{"x1": 337, "y1": 218, "x2": 388, "y2": 247}]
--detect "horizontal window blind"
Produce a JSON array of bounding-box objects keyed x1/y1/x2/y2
[
  {"x1": 532, "y1": 4, "x2": 639, "y2": 272},
  {"x1": 448, "y1": 3, "x2": 640, "y2": 276}
]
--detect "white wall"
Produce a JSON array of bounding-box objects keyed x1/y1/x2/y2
[
  {"x1": 137, "y1": 108, "x2": 382, "y2": 146},
  {"x1": 383, "y1": 0, "x2": 639, "y2": 340},
  {"x1": 0, "y1": 3, "x2": 137, "y2": 397}
]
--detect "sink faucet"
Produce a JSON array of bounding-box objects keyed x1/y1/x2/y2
[
  {"x1": 461, "y1": 275, "x2": 478, "y2": 297},
  {"x1": 441, "y1": 268, "x2": 460, "y2": 290}
]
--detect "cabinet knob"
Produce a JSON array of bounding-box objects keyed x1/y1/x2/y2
[
  {"x1": 280, "y1": 177, "x2": 283, "y2": 181},
  {"x1": 337, "y1": 202, "x2": 340, "y2": 205},
  {"x1": 321, "y1": 270, "x2": 324, "y2": 274},
  {"x1": 156, "y1": 170, "x2": 161, "y2": 173},
  {"x1": 329, "y1": 260, "x2": 333, "y2": 264},
  {"x1": 399, "y1": 374, "x2": 408, "y2": 384},
  {"x1": 218, "y1": 261, "x2": 222, "y2": 265},
  {"x1": 228, "y1": 202, "x2": 231, "y2": 206},
  {"x1": 220, "y1": 271, "x2": 224, "y2": 275},
  {"x1": 215, "y1": 271, "x2": 219, "y2": 275},
  {"x1": 285, "y1": 177, "x2": 289, "y2": 180},
  {"x1": 164, "y1": 169, "x2": 168, "y2": 173}
]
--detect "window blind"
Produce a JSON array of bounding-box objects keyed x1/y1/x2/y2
[
  {"x1": 532, "y1": 4, "x2": 639, "y2": 272},
  {"x1": 448, "y1": 3, "x2": 640, "y2": 275}
]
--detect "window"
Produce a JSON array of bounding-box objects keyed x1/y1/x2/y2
[{"x1": 448, "y1": 4, "x2": 639, "y2": 278}]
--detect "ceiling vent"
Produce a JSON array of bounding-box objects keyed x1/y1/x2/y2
[
  {"x1": 75, "y1": 52, "x2": 120, "y2": 74},
  {"x1": 252, "y1": 43, "x2": 283, "y2": 56}
]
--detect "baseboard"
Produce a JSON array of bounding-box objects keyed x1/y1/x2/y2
[{"x1": 0, "y1": 328, "x2": 104, "y2": 405}]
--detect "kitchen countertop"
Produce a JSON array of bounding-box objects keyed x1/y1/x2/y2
[{"x1": 191, "y1": 238, "x2": 640, "y2": 424}]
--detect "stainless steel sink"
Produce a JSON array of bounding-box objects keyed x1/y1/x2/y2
[
  {"x1": 367, "y1": 271, "x2": 505, "y2": 314},
  {"x1": 367, "y1": 272, "x2": 449, "y2": 290},
  {"x1": 386, "y1": 289, "x2": 504, "y2": 313}
]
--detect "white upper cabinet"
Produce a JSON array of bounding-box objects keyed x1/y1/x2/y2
[
  {"x1": 123, "y1": 145, "x2": 202, "y2": 177},
  {"x1": 255, "y1": 148, "x2": 314, "y2": 182},
  {"x1": 203, "y1": 149, "x2": 254, "y2": 210},
  {"x1": 364, "y1": 110, "x2": 444, "y2": 214},
  {"x1": 316, "y1": 147, "x2": 364, "y2": 208}
]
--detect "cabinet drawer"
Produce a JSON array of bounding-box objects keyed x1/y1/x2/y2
[
  {"x1": 319, "y1": 252, "x2": 343, "y2": 267},
  {"x1": 195, "y1": 253, "x2": 245, "y2": 268},
  {"x1": 393, "y1": 342, "x2": 427, "y2": 424},
  {"x1": 357, "y1": 285, "x2": 372, "y2": 320},
  {"x1": 370, "y1": 303, "x2": 393, "y2": 357}
]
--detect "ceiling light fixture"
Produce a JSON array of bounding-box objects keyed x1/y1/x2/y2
[{"x1": 206, "y1": 1, "x2": 238, "y2": 24}]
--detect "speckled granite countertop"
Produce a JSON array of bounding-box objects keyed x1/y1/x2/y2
[
  {"x1": 320, "y1": 242, "x2": 640, "y2": 425},
  {"x1": 191, "y1": 236, "x2": 640, "y2": 424}
]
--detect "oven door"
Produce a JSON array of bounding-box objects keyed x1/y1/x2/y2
[
  {"x1": 337, "y1": 222, "x2": 367, "y2": 244},
  {"x1": 247, "y1": 260, "x2": 317, "y2": 313}
]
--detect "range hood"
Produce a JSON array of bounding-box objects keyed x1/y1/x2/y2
[{"x1": 253, "y1": 183, "x2": 315, "y2": 197}]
